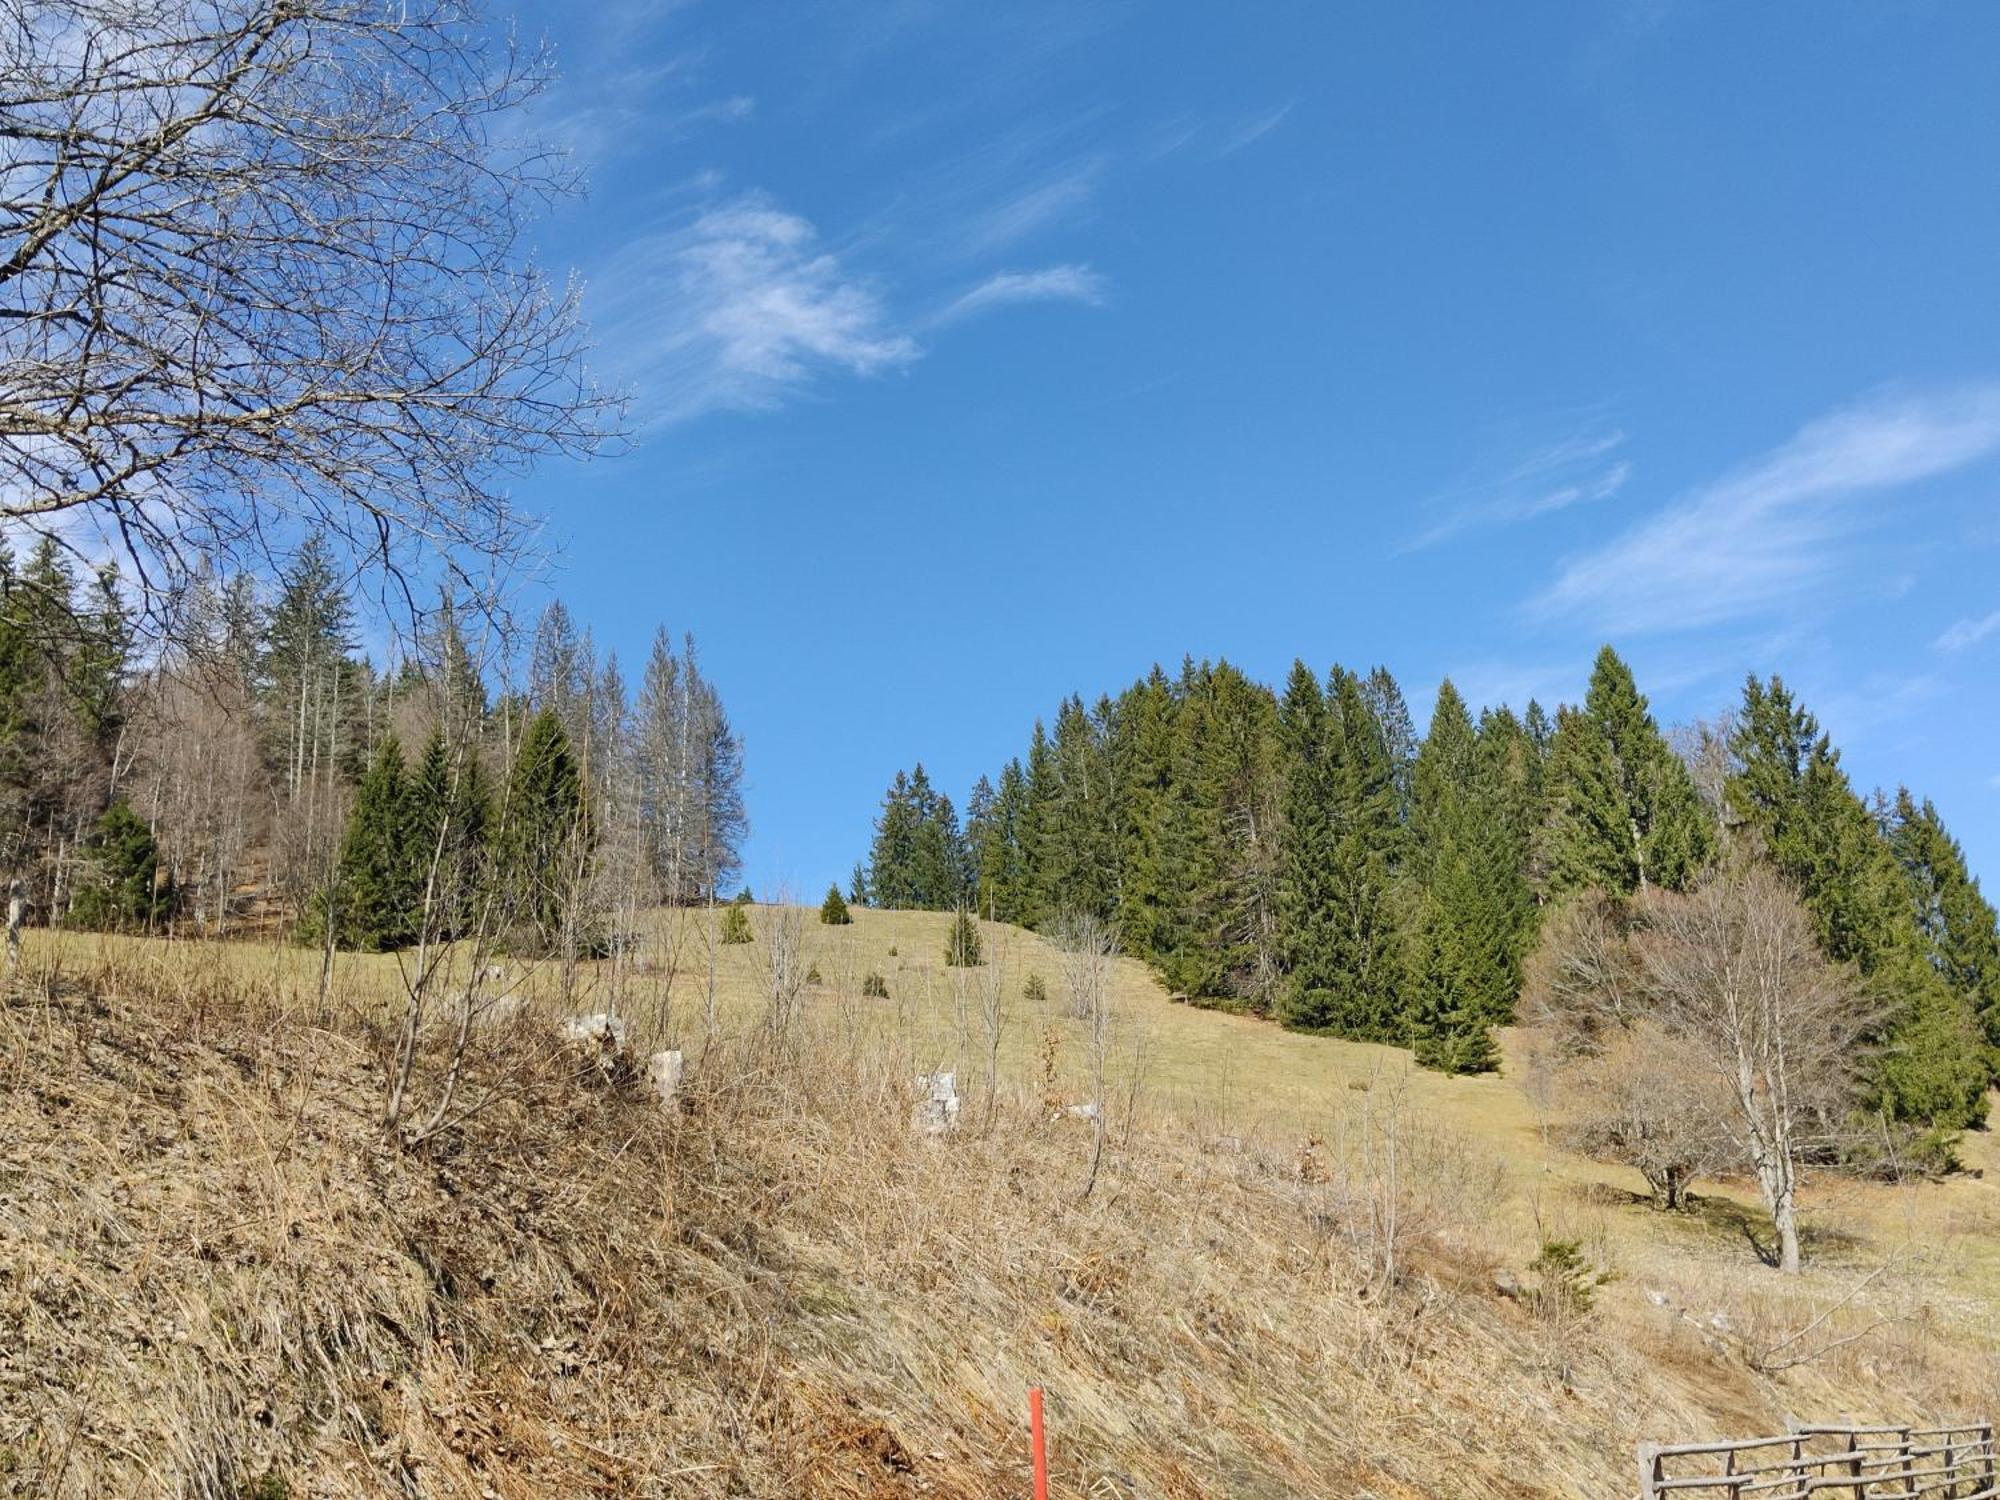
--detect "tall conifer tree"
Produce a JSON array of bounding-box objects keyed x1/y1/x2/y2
[
  {"x1": 1729, "y1": 676, "x2": 1988, "y2": 1133},
  {"x1": 325, "y1": 734, "x2": 415, "y2": 950},
  {"x1": 1886, "y1": 788, "x2": 2000, "y2": 1050},
  {"x1": 1405, "y1": 681, "x2": 1520, "y2": 1072},
  {"x1": 502, "y1": 709, "x2": 589, "y2": 950},
  {"x1": 1538, "y1": 646, "x2": 1711, "y2": 898},
  {"x1": 1278, "y1": 668, "x2": 1402, "y2": 1037}
]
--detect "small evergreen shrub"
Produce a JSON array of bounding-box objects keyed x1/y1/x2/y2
[
  {"x1": 944, "y1": 909, "x2": 983, "y2": 967},
  {"x1": 806, "y1": 963, "x2": 823, "y2": 985},
  {"x1": 719, "y1": 903, "x2": 753, "y2": 944},
  {"x1": 862, "y1": 971, "x2": 890, "y2": 999},
  {"x1": 69, "y1": 800, "x2": 170, "y2": 931},
  {"x1": 1024, "y1": 973, "x2": 1049, "y2": 1007},
  {"x1": 820, "y1": 884, "x2": 852, "y2": 925},
  {"x1": 1527, "y1": 1238, "x2": 1613, "y2": 1315}
]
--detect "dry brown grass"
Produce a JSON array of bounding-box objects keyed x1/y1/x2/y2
[{"x1": 3, "y1": 909, "x2": 1998, "y2": 1498}]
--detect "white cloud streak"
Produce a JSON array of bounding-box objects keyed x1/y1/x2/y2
[
  {"x1": 1209, "y1": 99, "x2": 1296, "y2": 158},
  {"x1": 1937, "y1": 609, "x2": 2000, "y2": 652},
  {"x1": 592, "y1": 193, "x2": 919, "y2": 425},
  {"x1": 1529, "y1": 386, "x2": 2000, "y2": 634},
  {"x1": 1406, "y1": 428, "x2": 1630, "y2": 550},
  {"x1": 960, "y1": 157, "x2": 1106, "y2": 254},
  {"x1": 934, "y1": 264, "x2": 1107, "y2": 324}
]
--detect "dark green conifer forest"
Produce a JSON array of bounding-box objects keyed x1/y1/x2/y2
[{"x1": 859, "y1": 645, "x2": 2000, "y2": 1139}]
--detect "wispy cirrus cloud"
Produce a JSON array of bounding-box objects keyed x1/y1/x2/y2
[
  {"x1": 592, "y1": 192, "x2": 919, "y2": 425},
  {"x1": 1936, "y1": 609, "x2": 2000, "y2": 653},
  {"x1": 1529, "y1": 385, "x2": 2000, "y2": 634},
  {"x1": 1406, "y1": 426, "x2": 1631, "y2": 551},
  {"x1": 1209, "y1": 99, "x2": 1297, "y2": 158},
  {"x1": 934, "y1": 264, "x2": 1107, "y2": 325},
  {"x1": 959, "y1": 155, "x2": 1108, "y2": 255}
]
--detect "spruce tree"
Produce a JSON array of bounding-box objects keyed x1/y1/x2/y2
[
  {"x1": 1404, "y1": 680, "x2": 1519, "y2": 1072},
  {"x1": 70, "y1": 800, "x2": 168, "y2": 931},
  {"x1": 1277, "y1": 668, "x2": 1402, "y2": 1037},
  {"x1": 820, "y1": 882, "x2": 852, "y2": 925},
  {"x1": 972, "y1": 759, "x2": 1032, "y2": 923},
  {"x1": 1407, "y1": 888, "x2": 1500, "y2": 1074},
  {"x1": 326, "y1": 734, "x2": 415, "y2": 950},
  {"x1": 1886, "y1": 789, "x2": 2000, "y2": 1049},
  {"x1": 407, "y1": 729, "x2": 491, "y2": 937},
  {"x1": 1109, "y1": 668, "x2": 1178, "y2": 954},
  {"x1": 1362, "y1": 665, "x2": 1418, "y2": 824},
  {"x1": 1539, "y1": 647, "x2": 1711, "y2": 898},
  {"x1": 1729, "y1": 676, "x2": 1989, "y2": 1132},
  {"x1": 1276, "y1": 660, "x2": 1342, "y2": 1019},
  {"x1": 866, "y1": 769, "x2": 921, "y2": 908},
  {"x1": 501, "y1": 710, "x2": 590, "y2": 951},
  {"x1": 944, "y1": 907, "x2": 983, "y2": 966},
  {"x1": 1031, "y1": 697, "x2": 1118, "y2": 924},
  {"x1": 719, "y1": 901, "x2": 753, "y2": 944},
  {"x1": 1160, "y1": 661, "x2": 1283, "y2": 1007},
  {"x1": 908, "y1": 767, "x2": 969, "y2": 910}
]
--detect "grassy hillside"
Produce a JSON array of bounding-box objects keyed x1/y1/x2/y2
[{"x1": 5, "y1": 908, "x2": 1997, "y2": 1497}]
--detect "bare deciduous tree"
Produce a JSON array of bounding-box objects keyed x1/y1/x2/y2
[
  {"x1": 1551, "y1": 1019, "x2": 1731, "y2": 1210},
  {"x1": 1670, "y1": 712, "x2": 1739, "y2": 839},
  {"x1": 1523, "y1": 890, "x2": 1644, "y2": 1047},
  {"x1": 1532, "y1": 867, "x2": 1870, "y2": 1268},
  {"x1": 0, "y1": 0, "x2": 620, "y2": 626},
  {"x1": 1636, "y1": 864, "x2": 1871, "y2": 1273}
]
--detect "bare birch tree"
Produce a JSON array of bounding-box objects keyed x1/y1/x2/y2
[{"x1": 1636, "y1": 865, "x2": 1871, "y2": 1272}]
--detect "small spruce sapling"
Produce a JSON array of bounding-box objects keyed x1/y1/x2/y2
[
  {"x1": 945, "y1": 908, "x2": 983, "y2": 967},
  {"x1": 820, "y1": 883, "x2": 852, "y2": 925}
]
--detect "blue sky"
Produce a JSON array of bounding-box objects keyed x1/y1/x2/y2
[{"x1": 503, "y1": 0, "x2": 2000, "y2": 893}]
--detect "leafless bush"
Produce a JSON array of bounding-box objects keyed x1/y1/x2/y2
[
  {"x1": 1312, "y1": 1065, "x2": 1504, "y2": 1297},
  {"x1": 1053, "y1": 911, "x2": 1118, "y2": 1199},
  {"x1": 1522, "y1": 890, "x2": 1642, "y2": 1049},
  {"x1": 755, "y1": 897, "x2": 812, "y2": 1042},
  {"x1": 1552, "y1": 1019, "x2": 1732, "y2": 1209}
]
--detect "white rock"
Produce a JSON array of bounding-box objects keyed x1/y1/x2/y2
[
  {"x1": 562, "y1": 1013, "x2": 629, "y2": 1050},
  {"x1": 910, "y1": 1070, "x2": 961, "y2": 1135},
  {"x1": 647, "y1": 1049, "x2": 684, "y2": 1106}
]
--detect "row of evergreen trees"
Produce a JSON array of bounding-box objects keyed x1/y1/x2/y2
[{"x1": 860, "y1": 647, "x2": 1998, "y2": 1134}]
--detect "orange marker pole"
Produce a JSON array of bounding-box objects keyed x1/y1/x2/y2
[{"x1": 1029, "y1": 1386, "x2": 1049, "y2": 1500}]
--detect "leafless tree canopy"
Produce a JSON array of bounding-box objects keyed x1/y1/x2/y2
[
  {"x1": 1531, "y1": 865, "x2": 1872, "y2": 1271},
  {"x1": 0, "y1": 0, "x2": 619, "y2": 625}
]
